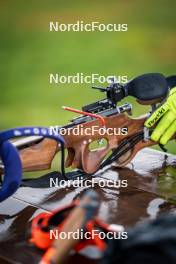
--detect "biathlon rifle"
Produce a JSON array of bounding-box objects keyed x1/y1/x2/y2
[{"x1": 12, "y1": 73, "x2": 176, "y2": 178}]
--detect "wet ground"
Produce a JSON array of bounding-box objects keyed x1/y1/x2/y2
[{"x1": 0, "y1": 148, "x2": 176, "y2": 263}]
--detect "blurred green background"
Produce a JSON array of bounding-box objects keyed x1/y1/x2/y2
[{"x1": 0, "y1": 0, "x2": 176, "y2": 153}]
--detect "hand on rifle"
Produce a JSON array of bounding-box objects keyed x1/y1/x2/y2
[{"x1": 145, "y1": 87, "x2": 176, "y2": 145}]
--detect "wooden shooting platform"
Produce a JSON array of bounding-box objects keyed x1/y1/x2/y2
[{"x1": 0, "y1": 148, "x2": 176, "y2": 263}]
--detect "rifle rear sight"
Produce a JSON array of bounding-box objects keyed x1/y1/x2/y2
[
  {"x1": 69, "y1": 81, "x2": 131, "y2": 126},
  {"x1": 82, "y1": 81, "x2": 126, "y2": 114},
  {"x1": 70, "y1": 73, "x2": 169, "y2": 125}
]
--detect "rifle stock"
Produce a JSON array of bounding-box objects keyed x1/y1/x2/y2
[
  {"x1": 18, "y1": 113, "x2": 175, "y2": 175},
  {"x1": 20, "y1": 138, "x2": 58, "y2": 171}
]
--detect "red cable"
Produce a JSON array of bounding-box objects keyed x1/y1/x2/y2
[{"x1": 62, "y1": 106, "x2": 106, "y2": 126}]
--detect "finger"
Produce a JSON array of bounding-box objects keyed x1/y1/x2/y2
[
  {"x1": 145, "y1": 103, "x2": 169, "y2": 128},
  {"x1": 160, "y1": 119, "x2": 176, "y2": 145},
  {"x1": 150, "y1": 110, "x2": 175, "y2": 142}
]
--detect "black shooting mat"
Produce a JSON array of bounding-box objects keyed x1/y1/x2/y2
[{"x1": 0, "y1": 148, "x2": 176, "y2": 263}]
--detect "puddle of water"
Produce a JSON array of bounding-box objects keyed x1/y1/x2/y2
[{"x1": 157, "y1": 166, "x2": 176, "y2": 202}]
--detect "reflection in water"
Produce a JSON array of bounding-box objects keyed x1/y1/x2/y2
[
  {"x1": 146, "y1": 198, "x2": 165, "y2": 219},
  {"x1": 157, "y1": 166, "x2": 176, "y2": 201},
  {"x1": 0, "y1": 149, "x2": 176, "y2": 263}
]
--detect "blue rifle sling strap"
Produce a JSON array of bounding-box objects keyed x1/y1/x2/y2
[
  {"x1": 0, "y1": 127, "x2": 66, "y2": 202},
  {"x1": 0, "y1": 141, "x2": 22, "y2": 202}
]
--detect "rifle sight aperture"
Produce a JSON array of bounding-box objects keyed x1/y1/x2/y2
[{"x1": 82, "y1": 81, "x2": 125, "y2": 114}]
